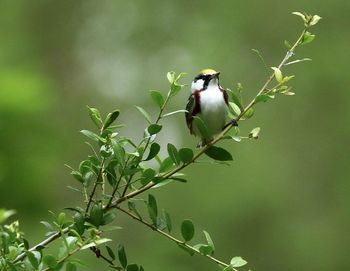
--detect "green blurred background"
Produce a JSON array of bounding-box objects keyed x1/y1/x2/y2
[{"x1": 1, "y1": 0, "x2": 349, "y2": 270}]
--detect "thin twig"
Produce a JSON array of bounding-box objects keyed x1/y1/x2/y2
[{"x1": 116, "y1": 206, "x2": 232, "y2": 269}]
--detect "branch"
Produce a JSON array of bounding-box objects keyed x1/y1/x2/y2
[
  {"x1": 116, "y1": 206, "x2": 233, "y2": 269},
  {"x1": 106, "y1": 27, "x2": 308, "y2": 210}
]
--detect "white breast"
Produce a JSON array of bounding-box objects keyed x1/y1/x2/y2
[{"x1": 199, "y1": 85, "x2": 227, "y2": 138}]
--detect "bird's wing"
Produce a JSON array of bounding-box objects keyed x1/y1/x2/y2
[
  {"x1": 220, "y1": 86, "x2": 229, "y2": 105},
  {"x1": 185, "y1": 91, "x2": 200, "y2": 134}
]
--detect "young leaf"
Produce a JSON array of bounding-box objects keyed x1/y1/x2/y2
[
  {"x1": 203, "y1": 230, "x2": 215, "y2": 253},
  {"x1": 249, "y1": 127, "x2": 261, "y2": 139},
  {"x1": 118, "y1": 245, "x2": 128, "y2": 268},
  {"x1": 159, "y1": 157, "x2": 174, "y2": 173},
  {"x1": 181, "y1": 219, "x2": 195, "y2": 242},
  {"x1": 149, "y1": 90, "x2": 164, "y2": 108},
  {"x1": 144, "y1": 143, "x2": 160, "y2": 161},
  {"x1": 271, "y1": 67, "x2": 283, "y2": 83},
  {"x1": 193, "y1": 244, "x2": 213, "y2": 256},
  {"x1": 301, "y1": 31, "x2": 315, "y2": 45},
  {"x1": 148, "y1": 194, "x2": 158, "y2": 225},
  {"x1": 147, "y1": 124, "x2": 162, "y2": 135},
  {"x1": 204, "y1": 146, "x2": 233, "y2": 161},
  {"x1": 103, "y1": 110, "x2": 120, "y2": 130},
  {"x1": 162, "y1": 110, "x2": 188, "y2": 118},
  {"x1": 227, "y1": 89, "x2": 243, "y2": 110},
  {"x1": 87, "y1": 106, "x2": 103, "y2": 128},
  {"x1": 167, "y1": 71, "x2": 175, "y2": 84},
  {"x1": 309, "y1": 15, "x2": 322, "y2": 26},
  {"x1": 167, "y1": 143, "x2": 180, "y2": 165},
  {"x1": 178, "y1": 148, "x2": 194, "y2": 164},
  {"x1": 243, "y1": 107, "x2": 254, "y2": 119},
  {"x1": 230, "y1": 256, "x2": 247, "y2": 267},
  {"x1": 292, "y1": 11, "x2": 307, "y2": 23},
  {"x1": 229, "y1": 102, "x2": 241, "y2": 117},
  {"x1": 136, "y1": 106, "x2": 152, "y2": 124},
  {"x1": 255, "y1": 94, "x2": 273, "y2": 103}
]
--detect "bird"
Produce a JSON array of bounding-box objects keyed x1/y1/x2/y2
[{"x1": 185, "y1": 69, "x2": 236, "y2": 147}]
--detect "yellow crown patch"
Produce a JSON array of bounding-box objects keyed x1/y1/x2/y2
[{"x1": 200, "y1": 68, "x2": 217, "y2": 75}]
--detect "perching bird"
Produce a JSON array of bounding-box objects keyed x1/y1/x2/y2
[{"x1": 185, "y1": 69, "x2": 235, "y2": 147}]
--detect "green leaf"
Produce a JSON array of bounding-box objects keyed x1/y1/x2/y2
[
  {"x1": 87, "y1": 106, "x2": 103, "y2": 128},
  {"x1": 106, "y1": 246, "x2": 116, "y2": 260},
  {"x1": 103, "y1": 110, "x2": 120, "y2": 131},
  {"x1": 163, "y1": 210, "x2": 172, "y2": 233},
  {"x1": 43, "y1": 255, "x2": 57, "y2": 268},
  {"x1": 170, "y1": 83, "x2": 182, "y2": 97},
  {"x1": 178, "y1": 148, "x2": 193, "y2": 164},
  {"x1": 292, "y1": 11, "x2": 307, "y2": 22},
  {"x1": 181, "y1": 219, "x2": 195, "y2": 242},
  {"x1": 136, "y1": 106, "x2": 152, "y2": 124},
  {"x1": 193, "y1": 116, "x2": 210, "y2": 139},
  {"x1": 255, "y1": 94, "x2": 274, "y2": 103},
  {"x1": 144, "y1": 143, "x2": 160, "y2": 161},
  {"x1": 140, "y1": 168, "x2": 156, "y2": 185},
  {"x1": 149, "y1": 90, "x2": 164, "y2": 108},
  {"x1": 167, "y1": 71, "x2": 175, "y2": 84},
  {"x1": 284, "y1": 40, "x2": 292, "y2": 49},
  {"x1": 118, "y1": 244, "x2": 127, "y2": 268},
  {"x1": 249, "y1": 127, "x2": 261, "y2": 139},
  {"x1": 128, "y1": 202, "x2": 142, "y2": 220},
  {"x1": 90, "y1": 203, "x2": 103, "y2": 227},
  {"x1": 94, "y1": 238, "x2": 112, "y2": 246},
  {"x1": 148, "y1": 194, "x2": 158, "y2": 225},
  {"x1": 243, "y1": 107, "x2": 254, "y2": 119},
  {"x1": 66, "y1": 262, "x2": 77, "y2": 271},
  {"x1": 203, "y1": 230, "x2": 215, "y2": 253},
  {"x1": 0, "y1": 209, "x2": 16, "y2": 224},
  {"x1": 301, "y1": 31, "x2": 315, "y2": 45},
  {"x1": 111, "y1": 140, "x2": 126, "y2": 164},
  {"x1": 106, "y1": 160, "x2": 117, "y2": 187},
  {"x1": 102, "y1": 211, "x2": 116, "y2": 225},
  {"x1": 167, "y1": 143, "x2": 180, "y2": 165},
  {"x1": 205, "y1": 146, "x2": 233, "y2": 161},
  {"x1": 159, "y1": 157, "x2": 174, "y2": 173},
  {"x1": 229, "y1": 102, "x2": 241, "y2": 117},
  {"x1": 227, "y1": 89, "x2": 243, "y2": 109},
  {"x1": 162, "y1": 109, "x2": 188, "y2": 118},
  {"x1": 40, "y1": 221, "x2": 54, "y2": 231},
  {"x1": 230, "y1": 256, "x2": 247, "y2": 267},
  {"x1": 57, "y1": 212, "x2": 66, "y2": 226},
  {"x1": 271, "y1": 67, "x2": 283, "y2": 83},
  {"x1": 147, "y1": 124, "x2": 162, "y2": 135},
  {"x1": 70, "y1": 170, "x2": 84, "y2": 183},
  {"x1": 80, "y1": 130, "x2": 106, "y2": 143},
  {"x1": 309, "y1": 15, "x2": 322, "y2": 26},
  {"x1": 26, "y1": 251, "x2": 39, "y2": 269},
  {"x1": 193, "y1": 244, "x2": 213, "y2": 256},
  {"x1": 127, "y1": 264, "x2": 139, "y2": 271}
]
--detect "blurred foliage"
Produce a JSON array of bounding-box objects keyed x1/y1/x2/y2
[{"x1": 0, "y1": 0, "x2": 349, "y2": 271}]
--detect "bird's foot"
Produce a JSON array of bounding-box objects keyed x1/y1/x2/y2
[{"x1": 223, "y1": 119, "x2": 238, "y2": 130}]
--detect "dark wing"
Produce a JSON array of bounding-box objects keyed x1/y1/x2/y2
[
  {"x1": 220, "y1": 86, "x2": 229, "y2": 105},
  {"x1": 185, "y1": 91, "x2": 200, "y2": 134}
]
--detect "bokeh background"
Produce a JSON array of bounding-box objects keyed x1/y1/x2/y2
[{"x1": 1, "y1": 0, "x2": 349, "y2": 270}]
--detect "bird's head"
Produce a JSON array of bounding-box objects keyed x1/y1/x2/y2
[{"x1": 191, "y1": 68, "x2": 220, "y2": 92}]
